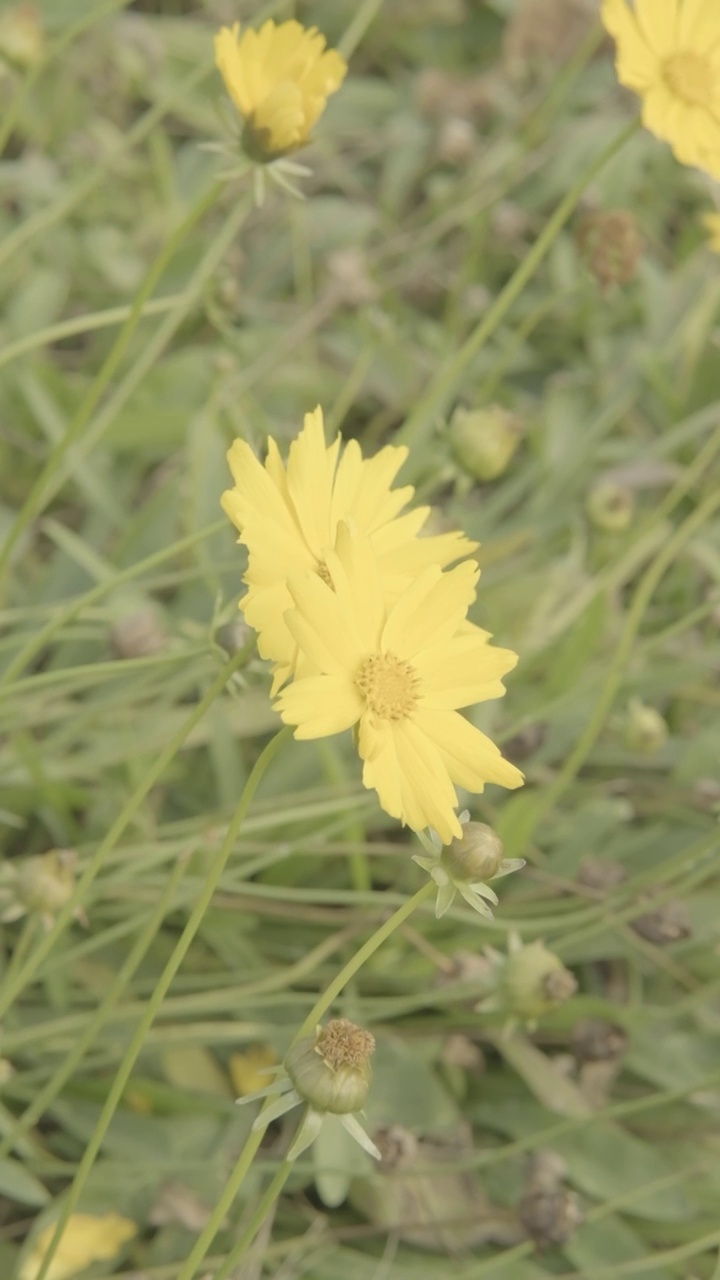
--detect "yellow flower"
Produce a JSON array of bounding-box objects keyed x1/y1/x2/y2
[
  {"x1": 602, "y1": 0, "x2": 720, "y2": 179},
  {"x1": 20, "y1": 1213, "x2": 136, "y2": 1280},
  {"x1": 275, "y1": 524, "x2": 523, "y2": 843},
  {"x1": 221, "y1": 407, "x2": 477, "y2": 691},
  {"x1": 702, "y1": 211, "x2": 720, "y2": 252},
  {"x1": 230, "y1": 1044, "x2": 278, "y2": 1096},
  {"x1": 214, "y1": 19, "x2": 347, "y2": 161}
]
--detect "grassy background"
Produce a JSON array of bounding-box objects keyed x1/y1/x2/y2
[{"x1": 1, "y1": 0, "x2": 720, "y2": 1276}]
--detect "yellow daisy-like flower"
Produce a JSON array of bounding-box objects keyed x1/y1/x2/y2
[
  {"x1": 221, "y1": 407, "x2": 477, "y2": 691},
  {"x1": 275, "y1": 524, "x2": 523, "y2": 844},
  {"x1": 20, "y1": 1212, "x2": 136, "y2": 1280},
  {"x1": 702, "y1": 211, "x2": 720, "y2": 252},
  {"x1": 601, "y1": 0, "x2": 720, "y2": 179},
  {"x1": 214, "y1": 19, "x2": 347, "y2": 161}
]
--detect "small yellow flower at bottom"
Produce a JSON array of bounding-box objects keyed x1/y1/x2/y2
[
  {"x1": 214, "y1": 19, "x2": 347, "y2": 162},
  {"x1": 601, "y1": 0, "x2": 720, "y2": 180},
  {"x1": 275, "y1": 524, "x2": 523, "y2": 844},
  {"x1": 702, "y1": 212, "x2": 720, "y2": 254},
  {"x1": 20, "y1": 1213, "x2": 136, "y2": 1280}
]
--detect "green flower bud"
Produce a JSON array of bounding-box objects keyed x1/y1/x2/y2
[
  {"x1": 586, "y1": 480, "x2": 634, "y2": 533},
  {"x1": 15, "y1": 850, "x2": 77, "y2": 916},
  {"x1": 284, "y1": 1018, "x2": 374, "y2": 1115},
  {"x1": 624, "y1": 698, "x2": 668, "y2": 755},
  {"x1": 501, "y1": 940, "x2": 577, "y2": 1021},
  {"x1": 449, "y1": 406, "x2": 523, "y2": 482},
  {"x1": 442, "y1": 822, "x2": 505, "y2": 883}
]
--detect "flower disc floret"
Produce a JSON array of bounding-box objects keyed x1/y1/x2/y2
[
  {"x1": 602, "y1": 0, "x2": 720, "y2": 180},
  {"x1": 214, "y1": 19, "x2": 347, "y2": 160},
  {"x1": 355, "y1": 652, "x2": 419, "y2": 721}
]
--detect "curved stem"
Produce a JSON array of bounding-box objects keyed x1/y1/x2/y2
[
  {"x1": 173, "y1": 880, "x2": 434, "y2": 1280},
  {"x1": 34, "y1": 726, "x2": 291, "y2": 1280},
  {"x1": 213, "y1": 1162, "x2": 294, "y2": 1280},
  {"x1": 0, "y1": 180, "x2": 222, "y2": 580},
  {"x1": 396, "y1": 119, "x2": 639, "y2": 464},
  {"x1": 0, "y1": 648, "x2": 250, "y2": 1019}
]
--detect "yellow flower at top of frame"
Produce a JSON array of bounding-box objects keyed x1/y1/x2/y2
[
  {"x1": 275, "y1": 523, "x2": 523, "y2": 845},
  {"x1": 20, "y1": 1212, "x2": 136, "y2": 1280},
  {"x1": 221, "y1": 407, "x2": 478, "y2": 692},
  {"x1": 601, "y1": 0, "x2": 720, "y2": 180},
  {"x1": 214, "y1": 19, "x2": 347, "y2": 161},
  {"x1": 702, "y1": 211, "x2": 720, "y2": 252}
]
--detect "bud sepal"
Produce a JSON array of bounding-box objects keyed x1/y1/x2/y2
[
  {"x1": 236, "y1": 1018, "x2": 380, "y2": 1162},
  {"x1": 413, "y1": 811, "x2": 525, "y2": 919}
]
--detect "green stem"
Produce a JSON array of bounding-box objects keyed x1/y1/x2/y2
[
  {"x1": 396, "y1": 119, "x2": 638, "y2": 463},
  {"x1": 0, "y1": 294, "x2": 184, "y2": 375},
  {"x1": 0, "y1": 648, "x2": 249, "y2": 1020},
  {"x1": 0, "y1": 519, "x2": 226, "y2": 688},
  {"x1": 212, "y1": 1162, "x2": 294, "y2": 1280},
  {"x1": 503, "y1": 480, "x2": 720, "y2": 858},
  {"x1": 0, "y1": 852, "x2": 190, "y2": 1161},
  {"x1": 0, "y1": 180, "x2": 222, "y2": 580},
  {"x1": 34, "y1": 726, "x2": 291, "y2": 1280},
  {"x1": 173, "y1": 880, "x2": 434, "y2": 1280}
]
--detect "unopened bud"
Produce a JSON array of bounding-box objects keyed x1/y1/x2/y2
[
  {"x1": 15, "y1": 849, "x2": 77, "y2": 916},
  {"x1": 0, "y1": 5, "x2": 43, "y2": 70},
  {"x1": 502, "y1": 941, "x2": 577, "y2": 1021},
  {"x1": 576, "y1": 209, "x2": 643, "y2": 288},
  {"x1": 443, "y1": 822, "x2": 505, "y2": 883},
  {"x1": 624, "y1": 698, "x2": 668, "y2": 755},
  {"x1": 111, "y1": 607, "x2": 166, "y2": 659},
  {"x1": 632, "y1": 895, "x2": 691, "y2": 946},
  {"x1": 449, "y1": 405, "x2": 523, "y2": 482},
  {"x1": 284, "y1": 1018, "x2": 374, "y2": 1115},
  {"x1": 586, "y1": 479, "x2": 634, "y2": 532}
]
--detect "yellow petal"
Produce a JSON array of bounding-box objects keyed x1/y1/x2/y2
[
  {"x1": 633, "y1": 0, "x2": 679, "y2": 57},
  {"x1": 415, "y1": 634, "x2": 518, "y2": 710},
  {"x1": 679, "y1": 0, "x2": 720, "y2": 49},
  {"x1": 20, "y1": 1213, "x2": 136, "y2": 1280},
  {"x1": 414, "y1": 707, "x2": 524, "y2": 793},
  {"x1": 358, "y1": 717, "x2": 461, "y2": 841},
  {"x1": 381, "y1": 560, "x2": 479, "y2": 659},
  {"x1": 330, "y1": 523, "x2": 385, "y2": 650},
  {"x1": 275, "y1": 674, "x2": 362, "y2": 738},
  {"x1": 601, "y1": 0, "x2": 657, "y2": 89},
  {"x1": 342, "y1": 442, "x2": 413, "y2": 532},
  {"x1": 286, "y1": 572, "x2": 364, "y2": 673},
  {"x1": 285, "y1": 407, "x2": 340, "y2": 556}
]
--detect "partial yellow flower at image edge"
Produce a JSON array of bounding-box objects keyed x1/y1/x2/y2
[
  {"x1": 601, "y1": 0, "x2": 720, "y2": 179},
  {"x1": 19, "y1": 1212, "x2": 136, "y2": 1280},
  {"x1": 221, "y1": 406, "x2": 477, "y2": 691},
  {"x1": 275, "y1": 524, "x2": 523, "y2": 844},
  {"x1": 702, "y1": 211, "x2": 720, "y2": 253},
  {"x1": 214, "y1": 19, "x2": 347, "y2": 161}
]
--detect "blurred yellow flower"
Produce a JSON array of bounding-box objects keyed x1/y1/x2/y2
[
  {"x1": 602, "y1": 0, "x2": 720, "y2": 179},
  {"x1": 230, "y1": 1044, "x2": 278, "y2": 1096},
  {"x1": 222, "y1": 407, "x2": 477, "y2": 691},
  {"x1": 275, "y1": 524, "x2": 523, "y2": 843},
  {"x1": 702, "y1": 211, "x2": 720, "y2": 252},
  {"x1": 20, "y1": 1212, "x2": 136, "y2": 1280},
  {"x1": 214, "y1": 19, "x2": 347, "y2": 160}
]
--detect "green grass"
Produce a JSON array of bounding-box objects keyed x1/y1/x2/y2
[{"x1": 1, "y1": 0, "x2": 720, "y2": 1277}]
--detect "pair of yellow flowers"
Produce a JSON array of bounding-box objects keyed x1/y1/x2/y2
[
  {"x1": 214, "y1": 4, "x2": 720, "y2": 180},
  {"x1": 222, "y1": 409, "x2": 523, "y2": 845}
]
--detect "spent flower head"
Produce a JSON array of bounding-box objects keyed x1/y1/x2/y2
[
  {"x1": 237, "y1": 1018, "x2": 380, "y2": 1162},
  {"x1": 414, "y1": 812, "x2": 525, "y2": 918},
  {"x1": 0, "y1": 850, "x2": 85, "y2": 931},
  {"x1": 602, "y1": 0, "x2": 720, "y2": 179}
]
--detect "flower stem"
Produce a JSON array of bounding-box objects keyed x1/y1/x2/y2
[
  {"x1": 396, "y1": 118, "x2": 639, "y2": 464},
  {"x1": 213, "y1": 1162, "x2": 294, "y2": 1280},
  {"x1": 173, "y1": 879, "x2": 434, "y2": 1280},
  {"x1": 33, "y1": 726, "x2": 291, "y2": 1280}
]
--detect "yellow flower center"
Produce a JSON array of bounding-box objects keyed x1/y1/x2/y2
[
  {"x1": 662, "y1": 52, "x2": 715, "y2": 108},
  {"x1": 355, "y1": 651, "x2": 419, "y2": 721}
]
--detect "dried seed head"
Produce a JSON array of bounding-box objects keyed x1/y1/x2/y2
[
  {"x1": 632, "y1": 895, "x2": 691, "y2": 946},
  {"x1": 284, "y1": 1019, "x2": 375, "y2": 1115},
  {"x1": 576, "y1": 209, "x2": 643, "y2": 288},
  {"x1": 572, "y1": 1019, "x2": 628, "y2": 1064},
  {"x1": 110, "y1": 607, "x2": 166, "y2": 659},
  {"x1": 577, "y1": 857, "x2": 627, "y2": 895},
  {"x1": 519, "y1": 1188, "x2": 583, "y2": 1247}
]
